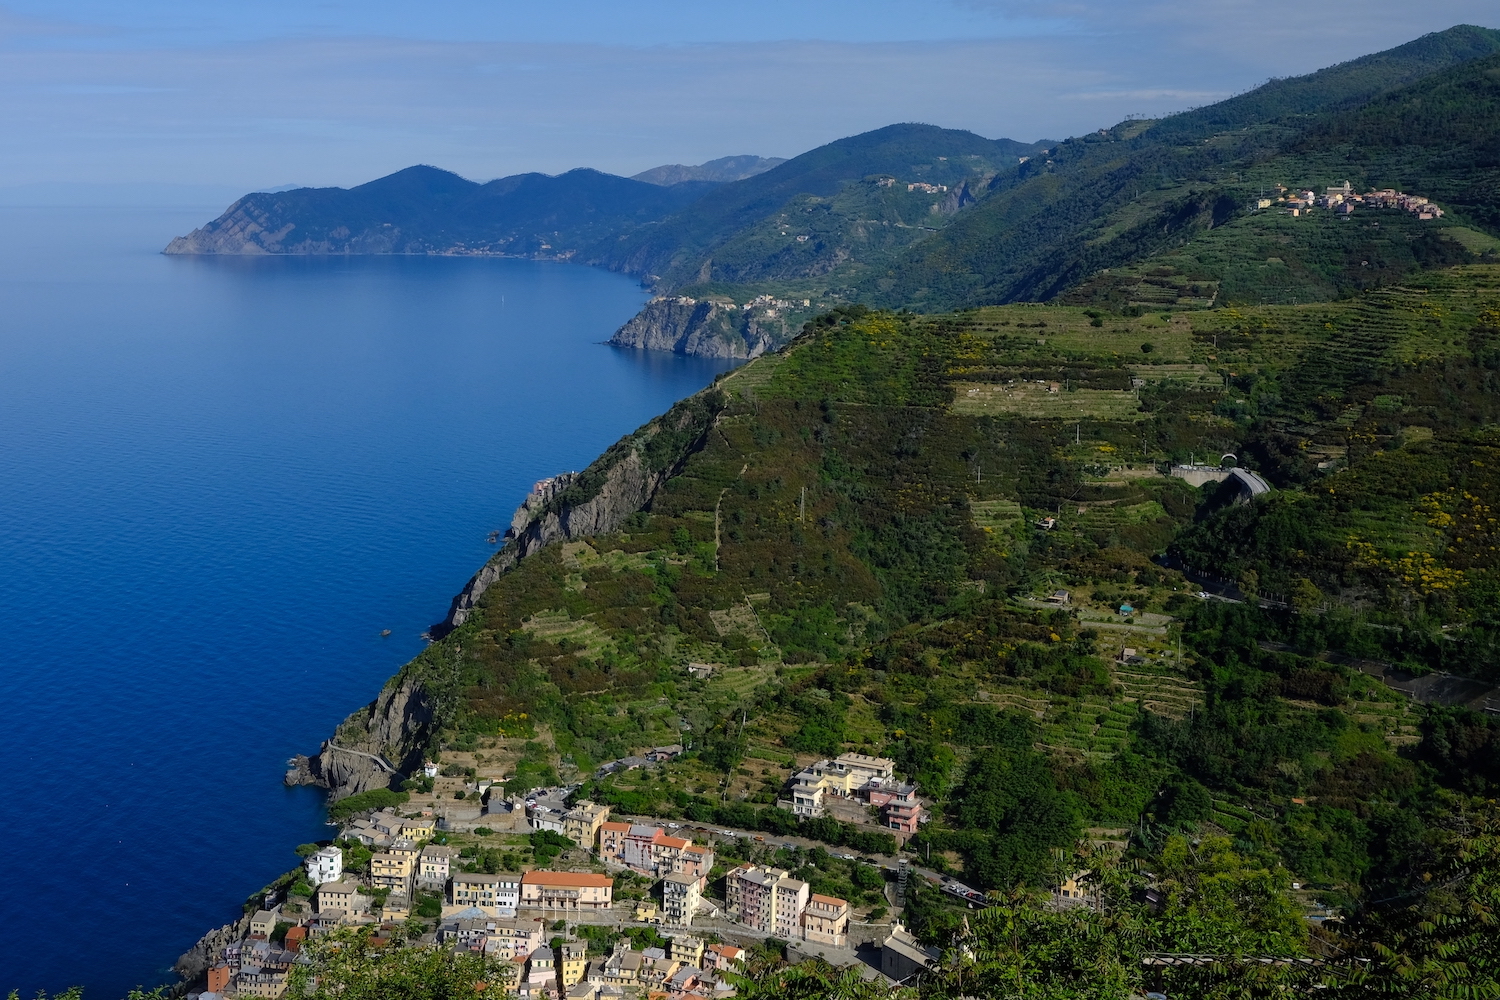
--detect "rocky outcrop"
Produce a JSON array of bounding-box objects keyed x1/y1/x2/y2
[
  {"x1": 163, "y1": 197, "x2": 407, "y2": 255},
  {"x1": 287, "y1": 673, "x2": 437, "y2": 801},
  {"x1": 175, "y1": 913, "x2": 251, "y2": 988},
  {"x1": 292, "y1": 389, "x2": 727, "y2": 802},
  {"x1": 608, "y1": 296, "x2": 779, "y2": 359},
  {"x1": 438, "y1": 389, "x2": 726, "y2": 634},
  {"x1": 937, "y1": 179, "x2": 979, "y2": 215}
]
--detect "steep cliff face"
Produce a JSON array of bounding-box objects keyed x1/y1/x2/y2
[
  {"x1": 439, "y1": 389, "x2": 727, "y2": 633},
  {"x1": 608, "y1": 296, "x2": 781, "y2": 358},
  {"x1": 286, "y1": 673, "x2": 438, "y2": 800},
  {"x1": 293, "y1": 388, "x2": 727, "y2": 801}
]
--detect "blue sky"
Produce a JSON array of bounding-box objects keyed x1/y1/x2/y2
[{"x1": 1, "y1": 1, "x2": 1497, "y2": 202}]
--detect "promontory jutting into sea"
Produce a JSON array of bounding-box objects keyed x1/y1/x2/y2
[{"x1": 7, "y1": 18, "x2": 1500, "y2": 1000}]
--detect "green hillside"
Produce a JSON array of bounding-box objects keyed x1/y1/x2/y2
[
  {"x1": 322, "y1": 264, "x2": 1500, "y2": 995},
  {"x1": 586, "y1": 123, "x2": 1046, "y2": 289},
  {"x1": 874, "y1": 28, "x2": 1500, "y2": 314}
]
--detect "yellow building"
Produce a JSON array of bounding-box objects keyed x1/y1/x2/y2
[
  {"x1": 802, "y1": 894, "x2": 850, "y2": 947},
  {"x1": 370, "y1": 851, "x2": 414, "y2": 890},
  {"x1": 559, "y1": 942, "x2": 588, "y2": 987},
  {"x1": 399, "y1": 816, "x2": 436, "y2": 841},
  {"x1": 380, "y1": 893, "x2": 412, "y2": 921},
  {"x1": 562, "y1": 801, "x2": 610, "y2": 848}
]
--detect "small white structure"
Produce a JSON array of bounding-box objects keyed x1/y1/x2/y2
[
  {"x1": 305, "y1": 845, "x2": 343, "y2": 886},
  {"x1": 422, "y1": 761, "x2": 440, "y2": 779}
]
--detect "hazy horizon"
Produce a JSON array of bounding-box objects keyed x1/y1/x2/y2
[{"x1": 2, "y1": 1, "x2": 1498, "y2": 205}]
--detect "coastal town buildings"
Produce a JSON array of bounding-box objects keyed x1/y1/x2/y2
[
  {"x1": 600, "y1": 822, "x2": 714, "y2": 880},
  {"x1": 314, "y1": 880, "x2": 358, "y2": 919},
  {"x1": 726, "y1": 864, "x2": 809, "y2": 936},
  {"x1": 560, "y1": 941, "x2": 589, "y2": 987},
  {"x1": 1254, "y1": 181, "x2": 1446, "y2": 221},
  {"x1": 370, "y1": 848, "x2": 415, "y2": 893},
  {"x1": 417, "y1": 843, "x2": 454, "y2": 887},
  {"x1": 882, "y1": 922, "x2": 941, "y2": 982},
  {"x1": 724, "y1": 863, "x2": 853, "y2": 946},
  {"x1": 787, "y1": 752, "x2": 911, "y2": 819},
  {"x1": 451, "y1": 871, "x2": 522, "y2": 913},
  {"x1": 802, "y1": 894, "x2": 851, "y2": 947}
]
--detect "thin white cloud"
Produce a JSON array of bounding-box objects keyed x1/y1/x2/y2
[{"x1": 0, "y1": 2, "x2": 1494, "y2": 195}]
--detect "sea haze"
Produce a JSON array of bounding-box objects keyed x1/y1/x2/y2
[{"x1": 0, "y1": 207, "x2": 736, "y2": 995}]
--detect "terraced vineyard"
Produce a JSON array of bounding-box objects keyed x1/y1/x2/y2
[
  {"x1": 1113, "y1": 657, "x2": 1204, "y2": 720},
  {"x1": 953, "y1": 381, "x2": 1145, "y2": 419}
]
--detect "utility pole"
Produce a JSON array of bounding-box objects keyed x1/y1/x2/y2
[
  {"x1": 1076, "y1": 423, "x2": 1080, "y2": 445},
  {"x1": 799, "y1": 486, "x2": 806, "y2": 521}
]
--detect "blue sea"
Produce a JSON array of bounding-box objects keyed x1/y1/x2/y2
[{"x1": 0, "y1": 206, "x2": 735, "y2": 996}]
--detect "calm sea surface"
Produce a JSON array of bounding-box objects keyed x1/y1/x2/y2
[{"x1": 0, "y1": 207, "x2": 735, "y2": 995}]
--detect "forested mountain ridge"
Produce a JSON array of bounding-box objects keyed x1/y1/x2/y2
[
  {"x1": 306, "y1": 261, "x2": 1500, "y2": 996},
  {"x1": 631, "y1": 155, "x2": 787, "y2": 186},
  {"x1": 162, "y1": 165, "x2": 718, "y2": 256},
  {"x1": 872, "y1": 26, "x2": 1500, "y2": 314},
  {"x1": 583, "y1": 124, "x2": 1047, "y2": 287}
]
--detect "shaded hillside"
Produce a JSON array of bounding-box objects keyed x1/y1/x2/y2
[
  {"x1": 586, "y1": 123, "x2": 1048, "y2": 287},
  {"x1": 164, "y1": 165, "x2": 716, "y2": 256},
  {"x1": 631, "y1": 155, "x2": 786, "y2": 186}
]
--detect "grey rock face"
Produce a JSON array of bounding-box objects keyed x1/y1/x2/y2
[
  {"x1": 608, "y1": 296, "x2": 777, "y2": 359},
  {"x1": 176, "y1": 913, "x2": 251, "y2": 986},
  {"x1": 306, "y1": 388, "x2": 725, "y2": 801}
]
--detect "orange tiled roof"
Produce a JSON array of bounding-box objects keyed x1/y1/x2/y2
[{"x1": 522, "y1": 870, "x2": 613, "y2": 887}]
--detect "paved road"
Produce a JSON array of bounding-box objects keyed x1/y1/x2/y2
[
  {"x1": 326, "y1": 743, "x2": 402, "y2": 776},
  {"x1": 613, "y1": 814, "x2": 951, "y2": 890}
]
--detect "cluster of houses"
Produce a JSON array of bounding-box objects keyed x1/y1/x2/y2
[
  {"x1": 871, "y1": 177, "x2": 950, "y2": 195},
  {"x1": 724, "y1": 864, "x2": 850, "y2": 948},
  {"x1": 196, "y1": 792, "x2": 867, "y2": 999},
  {"x1": 1257, "y1": 181, "x2": 1444, "y2": 220},
  {"x1": 782, "y1": 753, "x2": 926, "y2": 834},
  {"x1": 433, "y1": 921, "x2": 747, "y2": 1000}
]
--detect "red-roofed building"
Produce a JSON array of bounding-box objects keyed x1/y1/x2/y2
[
  {"x1": 520, "y1": 870, "x2": 614, "y2": 911},
  {"x1": 802, "y1": 894, "x2": 850, "y2": 947}
]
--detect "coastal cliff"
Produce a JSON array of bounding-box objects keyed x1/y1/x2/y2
[
  {"x1": 437, "y1": 388, "x2": 728, "y2": 634},
  {"x1": 175, "y1": 913, "x2": 251, "y2": 987},
  {"x1": 288, "y1": 387, "x2": 729, "y2": 801},
  {"x1": 608, "y1": 295, "x2": 795, "y2": 358}
]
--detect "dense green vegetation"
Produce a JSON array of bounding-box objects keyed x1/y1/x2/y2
[
  {"x1": 155, "y1": 28, "x2": 1500, "y2": 999},
  {"x1": 358, "y1": 271, "x2": 1490, "y2": 954}
]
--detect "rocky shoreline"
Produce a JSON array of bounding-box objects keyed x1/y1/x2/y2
[
  {"x1": 606, "y1": 296, "x2": 779, "y2": 359},
  {"x1": 174, "y1": 387, "x2": 727, "y2": 990}
]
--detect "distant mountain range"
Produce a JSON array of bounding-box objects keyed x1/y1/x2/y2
[
  {"x1": 163, "y1": 167, "x2": 715, "y2": 257},
  {"x1": 631, "y1": 155, "x2": 785, "y2": 186},
  {"x1": 167, "y1": 24, "x2": 1500, "y2": 357}
]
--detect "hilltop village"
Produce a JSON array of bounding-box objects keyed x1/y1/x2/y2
[
  {"x1": 1256, "y1": 181, "x2": 1445, "y2": 219},
  {"x1": 192, "y1": 753, "x2": 959, "y2": 1000}
]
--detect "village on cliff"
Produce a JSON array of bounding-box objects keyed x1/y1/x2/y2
[{"x1": 190, "y1": 751, "x2": 979, "y2": 1000}]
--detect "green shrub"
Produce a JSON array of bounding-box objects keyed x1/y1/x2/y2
[{"x1": 327, "y1": 788, "x2": 409, "y2": 823}]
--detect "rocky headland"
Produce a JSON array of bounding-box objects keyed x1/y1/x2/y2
[{"x1": 607, "y1": 295, "x2": 805, "y2": 359}]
